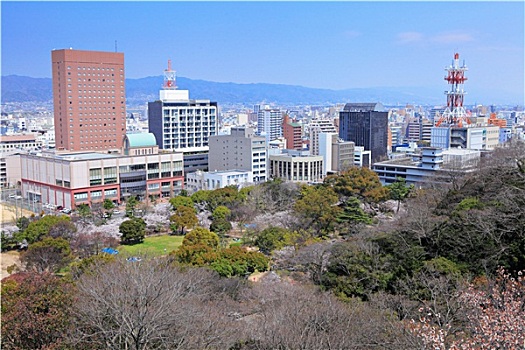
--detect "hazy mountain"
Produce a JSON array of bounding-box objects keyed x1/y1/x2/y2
[{"x1": 0, "y1": 74, "x2": 473, "y2": 106}]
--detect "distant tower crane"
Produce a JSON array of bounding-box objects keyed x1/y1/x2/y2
[
  {"x1": 163, "y1": 59, "x2": 177, "y2": 89},
  {"x1": 435, "y1": 53, "x2": 471, "y2": 127}
]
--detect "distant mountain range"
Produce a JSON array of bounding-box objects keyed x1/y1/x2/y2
[{"x1": 2, "y1": 74, "x2": 518, "y2": 106}]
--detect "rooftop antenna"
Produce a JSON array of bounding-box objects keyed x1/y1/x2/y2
[
  {"x1": 163, "y1": 59, "x2": 177, "y2": 89},
  {"x1": 115, "y1": 40, "x2": 118, "y2": 52}
]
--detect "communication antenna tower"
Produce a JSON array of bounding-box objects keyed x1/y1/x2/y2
[
  {"x1": 435, "y1": 53, "x2": 471, "y2": 127},
  {"x1": 163, "y1": 59, "x2": 177, "y2": 89}
]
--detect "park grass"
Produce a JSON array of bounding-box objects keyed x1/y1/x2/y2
[{"x1": 118, "y1": 235, "x2": 184, "y2": 257}]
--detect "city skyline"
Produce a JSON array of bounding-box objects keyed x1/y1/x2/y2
[{"x1": 2, "y1": 1, "x2": 524, "y2": 104}]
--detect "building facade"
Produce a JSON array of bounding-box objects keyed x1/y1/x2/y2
[
  {"x1": 339, "y1": 103, "x2": 388, "y2": 163},
  {"x1": 257, "y1": 106, "x2": 282, "y2": 144},
  {"x1": 148, "y1": 64, "x2": 217, "y2": 176},
  {"x1": 269, "y1": 151, "x2": 323, "y2": 183},
  {"x1": 208, "y1": 127, "x2": 267, "y2": 183},
  {"x1": 52, "y1": 49, "x2": 126, "y2": 152},
  {"x1": 21, "y1": 134, "x2": 184, "y2": 209},
  {"x1": 282, "y1": 115, "x2": 303, "y2": 150},
  {"x1": 186, "y1": 169, "x2": 253, "y2": 192},
  {"x1": 309, "y1": 119, "x2": 337, "y2": 156}
]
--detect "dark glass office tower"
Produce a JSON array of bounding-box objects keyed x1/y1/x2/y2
[{"x1": 339, "y1": 103, "x2": 388, "y2": 163}]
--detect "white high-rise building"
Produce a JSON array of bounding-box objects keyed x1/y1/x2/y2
[
  {"x1": 309, "y1": 119, "x2": 337, "y2": 155},
  {"x1": 256, "y1": 106, "x2": 282, "y2": 144},
  {"x1": 148, "y1": 61, "x2": 218, "y2": 174}
]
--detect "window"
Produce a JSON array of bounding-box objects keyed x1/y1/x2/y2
[{"x1": 89, "y1": 168, "x2": 102, "y2": 186}]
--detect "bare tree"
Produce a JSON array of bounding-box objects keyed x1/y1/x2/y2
[
  {"x1": 70, "y1": 258, "x2": 239, "y2": 350},
  {"x1": 234, "y1": 281, "x2": 419, "y2": 350}
]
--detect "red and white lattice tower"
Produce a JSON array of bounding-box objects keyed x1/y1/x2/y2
[
  {"x1": 435, "y1": 53, "x2": 471, "y2": 127},
  {"x1": 163, "y1": 59, "x2": 177, "y2": 89}
]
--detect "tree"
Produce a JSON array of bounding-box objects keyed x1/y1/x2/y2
[
  {"x1": 102, "y1": 198, "x2": 115, "y2": 219},
  {"x1": 212, "y1": 205, "x2": 231, "y2": 221},
  {"x1": 48, "y1": 219, "x2": 77, "y2": 239},
  {"x1": 210, "y1": 217, "x2": 232, "y2": 237},
  {"x1": 70, "y1": 259, "x2": 237, "y2": 350},
  {"x1": 409, "y1": 268, "x2": 525, "y2": 349},
  {"x1": 21, "y1": 237, "x2": 73, "y2": 273},
  {"x1": 169, "y1": 195, "x2": 194, "y2": 211},
  {"x1": 170, "y1": 205, "x2": 198, "y2": 235},
  {"x1": 76, "y1": 203, "x2": 92, "y2": 225},
  {"x1": 293, "y1": 184, "x2": 341, "y2": 236},
  {"x1": 182, "y1": 227, "x2": 220, "y2": 249},
  {"x1": 324, "y1": 166, "x2": 389, "y2": 203},
  {"x1": 125, "y1": 195, "x2": 138, "y2": 217},
  {"x1": 336, "y1": 196, "x2": 372, "y2": 234},
  {"x1": 254, "y1": 226, "x2": 295, "y2": 255},
  {"x1": 119, "y1": 217, "x2": 146, "y2": 245},
  {"x1": 16, "y1": 216, "x2": 30, "y2": 231},
  {"x1": 1, "y1": 272, "x2": 74, "y2": 349},
  {"x1": 15, "y1": 215, "x2": 71, "y2": 244},
  {"x1": 387, "y1": 177, "x2": 414, "y2": 212}
]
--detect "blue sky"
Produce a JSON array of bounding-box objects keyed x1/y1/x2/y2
[{"x1": 1, "y1": 1, "x2": 524, "y2": 103}]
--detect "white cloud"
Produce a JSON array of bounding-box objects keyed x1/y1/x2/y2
[
  {"x1": 396, "y1": 31, "x2": 424, "y2": 44},
  {"x1": 432, "y1": 32, "x2": 474, "y2": 44}
]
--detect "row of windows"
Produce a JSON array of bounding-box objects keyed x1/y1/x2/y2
[{"x1": 69, "y1": 66, "x2": 121, "y2": 72}]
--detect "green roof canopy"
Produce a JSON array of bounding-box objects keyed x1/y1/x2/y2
[{"x1": 124, "y1": 133, "x2": 157, "y2": 148}]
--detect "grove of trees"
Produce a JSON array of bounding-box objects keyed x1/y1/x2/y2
[{"x1": 2, "y1": 141, "x2": 524, "y2": 349}]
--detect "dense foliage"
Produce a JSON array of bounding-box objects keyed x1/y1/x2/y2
[{"x1": 2, "y1": 142, "x2": 524, "y2": 349}]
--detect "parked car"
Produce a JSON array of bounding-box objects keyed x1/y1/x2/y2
[
  {"x1": 8, "y1": 194, "x2": 16, "y2": 199},
  {"x1": 61, "y1": 208, "x2": 72, "y2": 214}
]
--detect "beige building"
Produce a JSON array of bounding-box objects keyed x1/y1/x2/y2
[
  {"x1": 0, "y1": 134, "x2": 40, "y2": 152},
  {"x1": 21, "y1": 134, "x2": 184, "y2": 209},
  {"x1": 269, "y1": 151, "x2": 323, "y2": 183},
  {"x1": 208, "y1": 127, "x2": 267, "y2": 183}
]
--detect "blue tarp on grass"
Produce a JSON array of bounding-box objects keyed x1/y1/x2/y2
[{"x1": 101, "y1": 247, "x2": 119, "y2": 255}]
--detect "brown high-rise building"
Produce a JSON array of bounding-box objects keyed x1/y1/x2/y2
[{"x1": 52, "y1": 49, "x2": 126, "y2": 152}]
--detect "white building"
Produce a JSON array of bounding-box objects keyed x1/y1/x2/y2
[
  {"x1": 354, "y1": 146, "x2": 371, "y2": 167},
  {"x1": 372, "y1": 147, "x2": 480, "y2": 186},
  {"x1": 269, "y1": 150, "x2": 324, "y2": 183},
  {"x1": 186, "y1": 169, "x2": 253, "y2": 192},
  {"x1": 308, "y1": 119, "x2": 337, "y2": 156},
  {"x1": 148, "y1": 63, "x2": 218, "y2": 174},
  {"x1": 256, "y1": 106, "x2": 282, "y2": 144}
]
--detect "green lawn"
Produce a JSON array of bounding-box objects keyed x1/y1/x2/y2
[{"x1": 118, "y1": 235, "x2": 184, "y2": 257}]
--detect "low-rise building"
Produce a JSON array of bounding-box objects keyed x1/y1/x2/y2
[
  {"x1": 269, "y1": 150, "x2": 323, "y2": 183},
  {"x1": 372, "y1": 147, "x2": 480, "y2": 186},
  {"x1": 20, "y1": 133, "x2": 184, "y2": 208},
  {"x1": 186, "y1": 169, "x2": 252, "y2": 192}
]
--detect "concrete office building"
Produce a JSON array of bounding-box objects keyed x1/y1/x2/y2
[
  {"x1": 339, "y1": 103, "x2": 388, "y2": 163},
  {"x1": 52, "y1": 49, "x2": 126, "y2": 152},
  {"x1": 148, "y1": 61, "x2": 218, "y2": 174},
  {"x1": 256, "y1": 106, "x2": 282, "y2": 144},
  {"x1": 0, "y1": 134, "x2": 40, "y2": 153},
  {"x1": 318, "y1": 132, "x2": 354, "y2": 175},
  {"x1": 372, "y1": 147, "x2": 480, "y2": 186},
  {"x1": 20, "y1": 133, "x2": 184, "y2": 209},
  {"x1": 269, "y1": 150, "x2": 323, "y2": 183},
  {"x1": 354, "y1": 146, "x2": 371, "y2": 167},
  {"x1": 208, "y1": 127, "x2": 267, "y2": 183},
  {"x1": 186, "y1": 169, "x2": 253, "y2": 192},
  {"x1": 431, "y1": 125, "x2": 500, "y2": 150},
  {"x1": 309, "y1": 119, "x2": 337, "y2": 156}
]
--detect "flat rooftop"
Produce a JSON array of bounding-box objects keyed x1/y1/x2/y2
[{"x1": 55, "y1": 152, "x2": 119, "y2": 161}]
